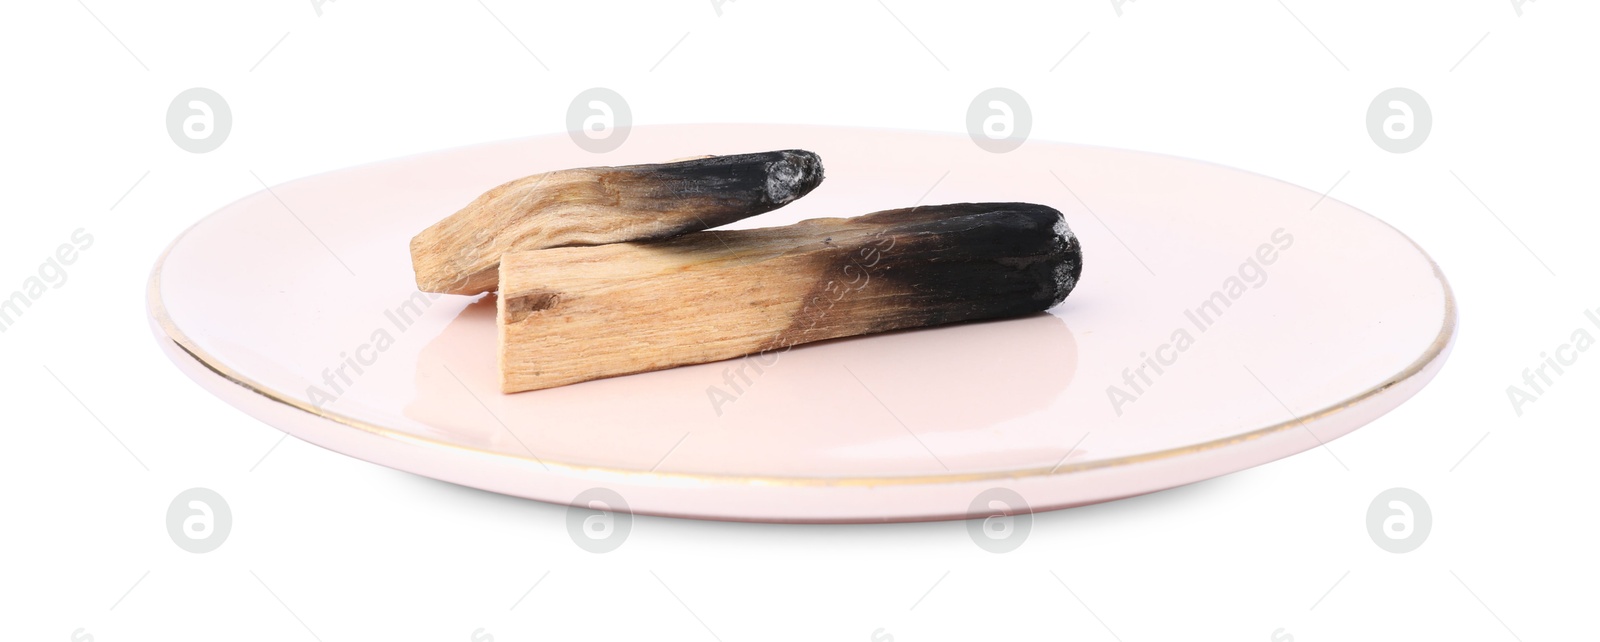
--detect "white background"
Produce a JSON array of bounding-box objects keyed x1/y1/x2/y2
[{"x1": 2, "y1": 1, "x2": 1595, "y2": 640}]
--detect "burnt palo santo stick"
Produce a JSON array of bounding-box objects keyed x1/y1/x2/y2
[
  {"x1": 410, "y1": 149, "x2": 825, "y2": 295},
  {"x1": 497, "y1": 202, "x2": 1082, "y2": 393}
]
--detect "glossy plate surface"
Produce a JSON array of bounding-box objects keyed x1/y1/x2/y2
[{"x1": 149, "y1": 124, "x2": 1455, "y2": 522}]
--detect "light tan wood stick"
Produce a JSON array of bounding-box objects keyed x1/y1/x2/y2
[
  {"x1": 410, "y1": 149, "x2": 824, "y2": 295},
  {"x1": 497, "y1": 202, "x2": 1082, "y2": 393}
]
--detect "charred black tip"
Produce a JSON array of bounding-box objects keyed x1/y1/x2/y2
[
  {"x1": 1049, "y1": 216, "x2": 1083, "y2": 307},
  {"x1": 965, "y1": 202, "x2": 1081, "y2": 310},
  {"x1": 990, "y1": 203, "x2": 1082, "y2": 309},
  {"x1": 764, "y1": 149, "x2": 825, "y2": 205}
]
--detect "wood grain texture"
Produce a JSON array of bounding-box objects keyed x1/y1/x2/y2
[
  {"x1": 410, "y1": 149, "x2": 824, "y2": 295},
  {"x1": 498, "y1": 202, "x2": 1082, "y2": 393}
]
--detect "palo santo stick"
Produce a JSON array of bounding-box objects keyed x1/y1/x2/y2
[
  {"x1": 497, "y1": 202, "x2": 1082, "y2": 393},
  {"x1": 411, "y1": 149, "x2": 825, "y2": 295}
]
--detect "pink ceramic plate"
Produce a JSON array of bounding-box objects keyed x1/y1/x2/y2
[{"x1": 148, "y1": 125, "x2": 1455, "y2": 522}]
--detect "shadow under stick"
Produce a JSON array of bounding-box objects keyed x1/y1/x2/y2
[
  {"x1": 410, "y1": 149, "x2": 825, "y2": 295},
  {"x1": 497, "y1": 202, "x2": 1083, "y2": 393}
]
